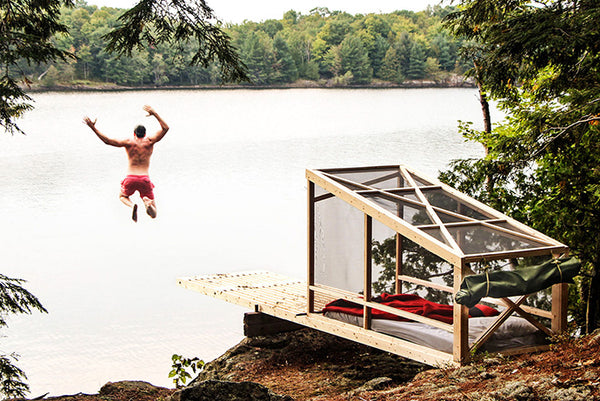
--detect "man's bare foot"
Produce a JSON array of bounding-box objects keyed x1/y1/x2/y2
[
  {"x1": 143, "y1": 197, "x2": 157, "y2": 218},
  {"x1": 132, "y1": 204, "x2": 138, "y2": 222}
]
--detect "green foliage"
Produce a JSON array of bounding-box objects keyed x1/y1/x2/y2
[
  {"x1": 169, "y1": 354, "x2": 204, "y2": 388},
  {"x1": 0, "y1": 0, "x2": 75, "y2": 133},
  {"x1": 0, "y1": 275, "x2": 48, "y2": 398},
  {"x1": 442, "y1": 0, "x2": 600, "y2": 332},
  {"x1": 339, "y1": 35, "x2": 372, "y2": 84},
  {"x1": 103, "y1": 0, "x2": 248, "y2": 83},
  {"x1": 0, "y1": 354, "x2": 28, "y2": 399},
  {"x1": 8, "y1": 2, "x2": 466, "y2": 91},
  {"x1": 372, "y1": 236, "x2": 452, "y2": 304}
]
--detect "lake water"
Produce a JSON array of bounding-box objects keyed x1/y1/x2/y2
[{"x1": 0, "y1": 88, "x2": 495, "y2": 396}]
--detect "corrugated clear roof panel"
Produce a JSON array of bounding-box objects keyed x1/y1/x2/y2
[
  {"x1": 447, "y1": 225, "x2": 549, "y2": 255},
  {"x1": 421, "y1": 189, "x2": 492, "y2": 220},
  {"x1": 361, "y1": 193, "x2": 433, "y2": 225}
]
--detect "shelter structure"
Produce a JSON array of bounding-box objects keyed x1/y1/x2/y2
[{"x1": 178, "y1": 165, "x2": 572, "y2": 366}]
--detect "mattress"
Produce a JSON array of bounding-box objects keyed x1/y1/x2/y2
[{"x1": 323, "y1": 310, "x2": 546, "y2": 354}]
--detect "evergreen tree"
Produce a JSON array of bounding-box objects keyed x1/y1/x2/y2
[
  {"x1": 0, "y1": 0, "x2": 74, "y2": 133},
  {"x1": 395, "y1": 32, "x2": 413, "y2": 77},
  {"x1": 406, "y1": 42, "x2": 426, "y2": 79},
  {"x1": 370, "y1": 35, "x2": 390, "y2": 78},
  {"x1": 272, "y1": 35, "x2": 298, "y2": 83},
  {"x1": 379, "y1": 46, "x2": 403, "y2": 83},
  {"x1": 339, "y1": 35, "x2": 372, "y2": 84},
  {"x1": 241, "y1": 31, "x2": 274, "y2": 84}
]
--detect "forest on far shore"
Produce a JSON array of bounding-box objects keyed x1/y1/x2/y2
[{"x1": 21, "y1": 1, "x2": 472, "y2": 88}]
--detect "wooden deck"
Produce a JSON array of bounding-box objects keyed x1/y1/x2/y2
[{"x1": 177, "y1": 270, "x2": 456, "y2": 367}]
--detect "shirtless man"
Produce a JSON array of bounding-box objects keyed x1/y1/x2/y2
[{"x1": 83, "y1": 105, "x2": 169, "y2": 222}]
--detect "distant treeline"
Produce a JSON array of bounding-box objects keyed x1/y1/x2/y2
[{"x1": 21, "y1": 1, "x2": 471, "y2": 88}]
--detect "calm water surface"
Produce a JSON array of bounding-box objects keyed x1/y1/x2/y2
[{"x1": 0, "y1": 88, "x2": 495, "y2": 396}]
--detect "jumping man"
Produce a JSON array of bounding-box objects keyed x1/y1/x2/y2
[{"x1": 83, "y1": 105, "x2": 169, "y2": 222}]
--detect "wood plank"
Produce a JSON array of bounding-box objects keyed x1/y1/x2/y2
[
  {"x1": 364, "y1": 214, "x2": 373, "y2": 330},
  {"x1": 397, "y1": 275, "x2": 453, "y2": 293},
  {"x1": 308, "y1": 180, "x2": 315, "y2": 314},
  {"x1": 552, "y1": 283, "x2": 568, "y2": 334},
  {"x1": 453, "y1": 261, "x2": 470, "y2": 363}
]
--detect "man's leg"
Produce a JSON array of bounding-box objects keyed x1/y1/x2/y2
[
  {"x1": 120, "y1": 194, "x2": 138, "y2": 222},
  {"x1": 142, "y1": 196, "x2": 157, "y2": 218}
]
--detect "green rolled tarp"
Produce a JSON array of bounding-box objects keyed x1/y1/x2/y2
[{"x1": 455, "y1": 257, "x2": 581, "y2": 308}]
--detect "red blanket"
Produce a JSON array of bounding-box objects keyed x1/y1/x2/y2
[{"x1": 323, "y1": 293, "x2": 498, "y2": 324}]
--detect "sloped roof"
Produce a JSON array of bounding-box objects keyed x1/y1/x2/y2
[{"x1": 307, "y1": 165, "x2": 568, "y2": 265}]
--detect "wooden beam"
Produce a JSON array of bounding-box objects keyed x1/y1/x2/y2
[
  {"x1": 470, "y1": 296, "x2": 528, "y2": 352},
  {"x1": 364, "y1": 214, "x2": 372, "y2": 330},
  {"x1": 453, "y1": 261, "x2": 470, "y2": 363},
  {"x1": 307, "y1": 180, "x2": 315, "y2": 314},
  {"x1": 551, "y1": 283, "x2": 568, "y2": 334}
]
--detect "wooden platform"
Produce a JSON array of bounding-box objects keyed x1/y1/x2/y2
[{"x1": 177, "y1": 270, "x2": 456, "y2": 367}]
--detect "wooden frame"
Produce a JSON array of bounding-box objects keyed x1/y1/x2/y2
[{"x1": 306, "y1": 165, "x2": 570, "y2": 365}]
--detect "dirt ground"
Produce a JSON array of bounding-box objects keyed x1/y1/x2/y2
[{"x1": 31, "y1": 328, "x2": 600, "y2": 401}]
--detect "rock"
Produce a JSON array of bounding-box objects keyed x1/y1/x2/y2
[
  {"x1": 588, "y1": 328, "x2": 600, "y2": 346},
  {"x1": 99, "y1": 381, "x2": 164, "y2": 397},
  {"x1": 546, "y1": 386, "x2": 591, "y2": 401},
  {"x1": 497, "y1": 381, "x2": 534, "y2": 401},
  {"x1": 170, "y1": 380, "x2": 292, "y2": 401},
  {"x1": 349, "y1": 377, "x2": 393, "y2": 395}
]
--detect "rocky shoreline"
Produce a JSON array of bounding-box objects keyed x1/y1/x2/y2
[
  {"x1": 25, "y1": 327, "x2": 600, "y2": 401},
  {"x1": 23, "y1": 76, "x2": 476, "y2": 93}
]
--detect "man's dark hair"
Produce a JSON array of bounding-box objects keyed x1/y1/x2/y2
[{"x1": 134, "y1": 125, "x2": 146, "y2": 138}]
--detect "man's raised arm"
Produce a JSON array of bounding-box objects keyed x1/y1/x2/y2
[
  {"x1": 83, "y1": 116, "x2": 128, "y2": 147},
  {"x1": 143, "y1": 105, "x2": 169, "y2": 144}
]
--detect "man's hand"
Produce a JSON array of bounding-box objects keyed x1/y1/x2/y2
[
  {"x1": 83, "y1": 116, "x2": 97, "y2": 130},
  {"x1": 143, "y1": 105, "x2": 156, "y2": 117}
]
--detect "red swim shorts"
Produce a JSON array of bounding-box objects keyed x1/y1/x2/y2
[{"x1": 120, "y1": 175, "x2": 155, "y2": 200}]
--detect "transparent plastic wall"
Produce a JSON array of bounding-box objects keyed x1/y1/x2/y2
[
  {"x1": 314, "y1": 192, "x2": 364, "y2": 293},
  {"x1": 370, "y1": 219, "x2": 398, "y2": 296}
]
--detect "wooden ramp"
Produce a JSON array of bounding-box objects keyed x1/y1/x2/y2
[{"x1": 177, "y1": 270, "x2": 455, "y2": 367}]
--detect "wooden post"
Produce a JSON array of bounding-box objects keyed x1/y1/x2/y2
[
  {"x1": 453, "y1": 260, "x2": 469, "y2": 364},
  {"x1": 551, "y1": 283, "x2": 568, "y2": 334},
  {"x1": 396, "y1": 169, "x2": 404, "y2": 294},
  {"x1": 364, "y1": 214, "x2": 373, "y2": 330},
  {"x1": 396, "y1": 234, "x2": 403, "y2": 294},
  {"x1": 307, "y1": 180, "x2": 315, "y2": 314}
]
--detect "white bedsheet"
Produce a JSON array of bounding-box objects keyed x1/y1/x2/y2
[{"x1": 324, "y1": 311, "x2": 543, "y2": 353}]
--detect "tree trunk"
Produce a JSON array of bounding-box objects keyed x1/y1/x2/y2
[{"x1": 588, "y1": 267, "x2": 600, "y2": 333}]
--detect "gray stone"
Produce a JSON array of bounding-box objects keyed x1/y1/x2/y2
[
  {"x1": 498, "y1": 381, "x2": 534, "y2": 401},
  {"x1": 545, "y1": 386, "x2": 591, "y2": 401},
  {"x1": 171, "y1": 380, "x2": 293, "y2": 401},
  {"x1": 350, "y1": 377, "x2": 393, "y2": 394}
]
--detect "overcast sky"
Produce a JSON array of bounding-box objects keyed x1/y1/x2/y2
[{"x1": 88, "y1": 0, "x2": 446, "y2": 23}]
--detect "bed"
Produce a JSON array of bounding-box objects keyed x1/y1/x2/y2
[{"x1": 322, "y1": 294, "x2": 547, "y2": 354}]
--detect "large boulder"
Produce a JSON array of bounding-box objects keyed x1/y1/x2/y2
[{"x1": 170, "y1": 380, "x2": 292, "y2": 401}]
